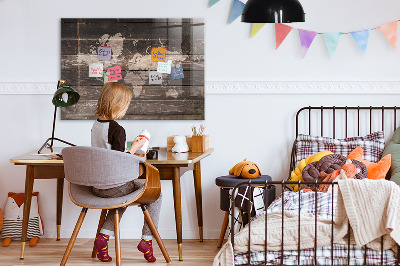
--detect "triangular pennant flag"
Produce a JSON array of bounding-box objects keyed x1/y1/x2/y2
[
  {"x1": 229, "y1": 0, "x2": 245, "y2": 24},
  {"x1": 251, "y1": 23, "x2": 266, "y2": 38},
  {"x1": 275, "y1": 23, "x2": 293, "y2": 49},
  {"x1": 209, "y1": 0, "x2": 220, "y2": 7},
  {"x1": 351, "y1": 29, "x2": 370, "y2": 55},
  {"x1": 298, "y1": 29, "x2": 317, "y2": 58},
  {"x1": 378, "y1": 21, "x2": 398, "y2": 50},
  {"x1": 323, "y1": 33, "x2": 341, "y2": 58}
]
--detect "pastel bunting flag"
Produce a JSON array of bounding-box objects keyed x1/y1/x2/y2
[
  {"x1": 251, "y1": 23, "x2": 266, "y2": 38},
  {"x1": 229, "y1": 0, "x2": 245, "y2": 24},
  {"x1": 298, "y1": 29, "x2": 317, "y2": 58},
  {"x1": 209, "y1": 0, "x2": 220, "y2": 7},
  {"x1": 351, "y1": 29, "x2": 370, "y2": 55},
  {"x1": 275, "y1": 23, "x2": 293, "y2": 49},
  {"x1": 323, "y1": 33, "x2": 341, "y2": 58},
  {"x1": 378, "y1": 21, "x2": 398, "y2": 50}
]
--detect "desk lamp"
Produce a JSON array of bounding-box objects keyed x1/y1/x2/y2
[
  {"x1": 241, "y1": 0, "x2": 305, "y2": 23},
  {"x1": 38, "y1": 80, "x2": 80, "y2": 154}
]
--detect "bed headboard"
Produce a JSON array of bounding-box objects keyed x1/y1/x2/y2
[
  {"x1": 295, "y1": 106, "x2": 400, "y2": 138},
  {"x1": 290, "y1": 106, "x2": 400, "y2": 179}
]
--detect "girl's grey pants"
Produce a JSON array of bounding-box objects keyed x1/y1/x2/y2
[{"x1": 92, "y1": 179, "x2": 162, "y2": 240}]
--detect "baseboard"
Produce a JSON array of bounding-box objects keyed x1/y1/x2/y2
[{"x1": 1, "y1": 81, "x2": 400, "y2": 95}]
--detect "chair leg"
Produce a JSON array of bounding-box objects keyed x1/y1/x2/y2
[
  {"x1": 141, "y1": 205, "x2": 171, "y2": 263},
  {"x1": 114, "y1": 209, "x2": 121, "y2": 266},
  {"x1": 60, "y1": 208, "x2": 88, "y2": 266},
  {"x1": 91, "y1": 209, "x2": 108, "y2": 258},
  {"x1": 217, "y1": 211, "x2": 230, "y2": 248}
]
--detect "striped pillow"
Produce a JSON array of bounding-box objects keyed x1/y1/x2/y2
[
  {"x1": 1, "y1": 217, "x2": 41, "y2": 240},
  {"x1": 294, "y1": 131, "x2": 385, "y2": 166}
]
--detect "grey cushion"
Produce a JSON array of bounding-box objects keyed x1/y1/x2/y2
[
  {"x1": 382, "y1": 126, "x2": 400, "y2": 184},
  {"x1": 69, "y1": 180, "x2": 145, "y2": 208},
  {"x1": 62, "y1": 146, "x2": 145, "y2": 188}
]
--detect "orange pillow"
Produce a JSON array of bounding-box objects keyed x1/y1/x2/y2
[{"x1": 347, "y1": 146, "x2": 391, "y2": 180}]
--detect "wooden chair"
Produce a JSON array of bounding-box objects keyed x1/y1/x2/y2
[{"x1": 60, "y1": 146, "x2": 171, "y2": 265}]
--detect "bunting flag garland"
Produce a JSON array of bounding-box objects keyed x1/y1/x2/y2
[
  {"x1": 207, "y1": 4, "x2": 400, "y2": 57},
  {"x1": 323, "y1": 33, "x2": 341, "y2": 58},
  {"x1": 378, "y1": 21, "x2": 398, "y2": 50},
  {"x1": 209, "y1": 0, "x2": 220, "y2": 7},
  {"x1": 251, "y1": 23, "x2": 266, "y2": 38},
  {"x1": 298, "y1": 30, "x2": 317, "y2": 58},
  {"x1": 229, "y1": 0, "x2": 245, "y2": 24},
  {"x1": 275, "y1": 23, "x2": 293, "y2": 49},
  {"x1": 351, "y1": 29, "x2": 370, "y2": 55}
]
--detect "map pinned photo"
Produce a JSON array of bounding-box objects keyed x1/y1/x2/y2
[
  {"x1": 151, "y1": 47, "x2": 167, "y2": 62},
  {"x1": 171, "y1": 65, "x2": 184, "y2": 80},
  {"x1": 98, "y1": 46, "x2": 112, "y2": 60},
  {"x1": 149, "y1": 71, "x2": 162, "y2": 85},
  {"x1": 157, "y1": 60, "x2": 172, "y2": 74},
  {"x1": 89, "y1": 63, "x2": 103, "y2": 77},
  {"x1": 107, "y1": 65, "x2": 122, "y2": 81}
]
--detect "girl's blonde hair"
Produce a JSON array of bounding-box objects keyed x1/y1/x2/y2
[{"x1": 95, "y1": 82, "x2": 133, "y2": 120}]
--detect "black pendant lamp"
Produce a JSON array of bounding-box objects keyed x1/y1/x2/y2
[{"x1": 242, "y1": 0, "x2": 305, "y2": 23}]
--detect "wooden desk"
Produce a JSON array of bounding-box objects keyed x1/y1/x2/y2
[
  {"x1": 9, "y1": 148, "x2": 64, "y2": 259},
  {"x1": 146, "y1": 148, "x2": 213, "y2": 260},
  {"x1": 10, "y1": 147, "x2": 213, "y2": 261}
]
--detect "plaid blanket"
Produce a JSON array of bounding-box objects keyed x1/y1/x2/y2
[
  {"x1": 266, "y1": 190, "x2": 336, "y2": 220},
  {"x1": 234, "y1": 191, "x2": 397, "y2": 265},
  {"x1": 234, "y1": 244, "x2": 397, "y2": 265}
]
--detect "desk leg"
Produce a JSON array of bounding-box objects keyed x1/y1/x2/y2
[
  {"x1": 193, "y1": 161, "x2": 203, "y2": 242},
  {"x1": 172, "y1": 167, "x2": 183, "y2": 261},
  {"x1": 56, "y1": 178, "x2": 64, "y2": 241},
  {"x1": 20, "y1": 165, "x2": 35, "y2": 259}
]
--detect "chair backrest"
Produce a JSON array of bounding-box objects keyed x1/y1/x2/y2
[{"x1": 62, "y1": 146, "x2": 145, "y2": 187}]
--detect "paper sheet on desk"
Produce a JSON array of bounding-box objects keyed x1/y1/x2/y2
[{"x1": 32, "y1": 153, "x2": 63, "y2": 159}]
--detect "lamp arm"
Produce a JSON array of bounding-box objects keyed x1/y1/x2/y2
[
  {"x1": 38, "y1": 138, "x2": 76, "y2": 154},
  {"x1": 50, "y1": 105, "x2": 57, "y2": 148}
]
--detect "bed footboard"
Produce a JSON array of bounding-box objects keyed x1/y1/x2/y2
[{"x1": 230, "y1": 180, "x2": 400, "y2": 266}]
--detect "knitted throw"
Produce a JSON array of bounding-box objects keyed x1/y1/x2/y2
[{"x1": 335, "y1": 178, "x2": 399, "y2": 251}]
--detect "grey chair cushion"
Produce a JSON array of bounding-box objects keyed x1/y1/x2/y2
[
  {"x1": 62, "y1": 146, "x2": 145, "y2": 188},
  {"x1": 69, "y1": 180, "x2": 145, "y2": 208}
]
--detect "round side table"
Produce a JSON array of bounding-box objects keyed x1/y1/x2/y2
[{"x1": 215, "y1": 175, "x2": 275, "y2": 248}]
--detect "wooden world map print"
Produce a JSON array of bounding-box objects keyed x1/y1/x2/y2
[{"x1": 61, "y1": 18, "x2": 205, "y2": 120}]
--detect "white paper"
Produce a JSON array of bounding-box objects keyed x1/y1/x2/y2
[
  {"x1": 157, "y1": 60, "x2": 172, "y2": 74},
  {"x1": 149, "y1": 71, "x2": 163, "y2": 85},
  {"x1": 89, "y1": 63, "x2": 103, "y2": 77}
]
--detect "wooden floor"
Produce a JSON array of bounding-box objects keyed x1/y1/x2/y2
[{"x1": 0, "y1": 239, "x2": 221, "y2": 265}]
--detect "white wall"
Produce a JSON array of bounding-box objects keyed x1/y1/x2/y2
[{"x1": 1, "y1": 0, "x2": 400, "y2": 240}]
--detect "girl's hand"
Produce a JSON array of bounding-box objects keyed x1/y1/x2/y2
[
  {"x1": 134, "y1": 148, "x2": 149, "y2": 157},
  {"x1": 128, "y1": 137, "x2": 147, "y2": 155}
]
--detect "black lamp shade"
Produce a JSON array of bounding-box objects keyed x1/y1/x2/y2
[
  {"x1": 52, "y1": 84, "x2": 80, "y2": 107},
  {"x1": 242, "y1": 0, "x2": 305, "y2": 23}
]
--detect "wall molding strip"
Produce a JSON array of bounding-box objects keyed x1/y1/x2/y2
[
  {"x1": 206, "y1": 81, "x2": 400, "y2": 94},
  {"x1": 1, "y1": 81, "x2": 400, "y2": 95}
]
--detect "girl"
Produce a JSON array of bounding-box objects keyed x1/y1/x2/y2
[{"x1": 91, "y1": 82, "x2": 162, "y2": 263}]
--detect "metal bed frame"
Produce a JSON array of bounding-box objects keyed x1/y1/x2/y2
[{"x1": 230, "y1": 106, "x2": 400, "y2": 266}]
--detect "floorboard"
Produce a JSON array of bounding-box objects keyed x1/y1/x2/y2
[{"x1": 0, "y1": 239, "x2": 222, "y2": 265}]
